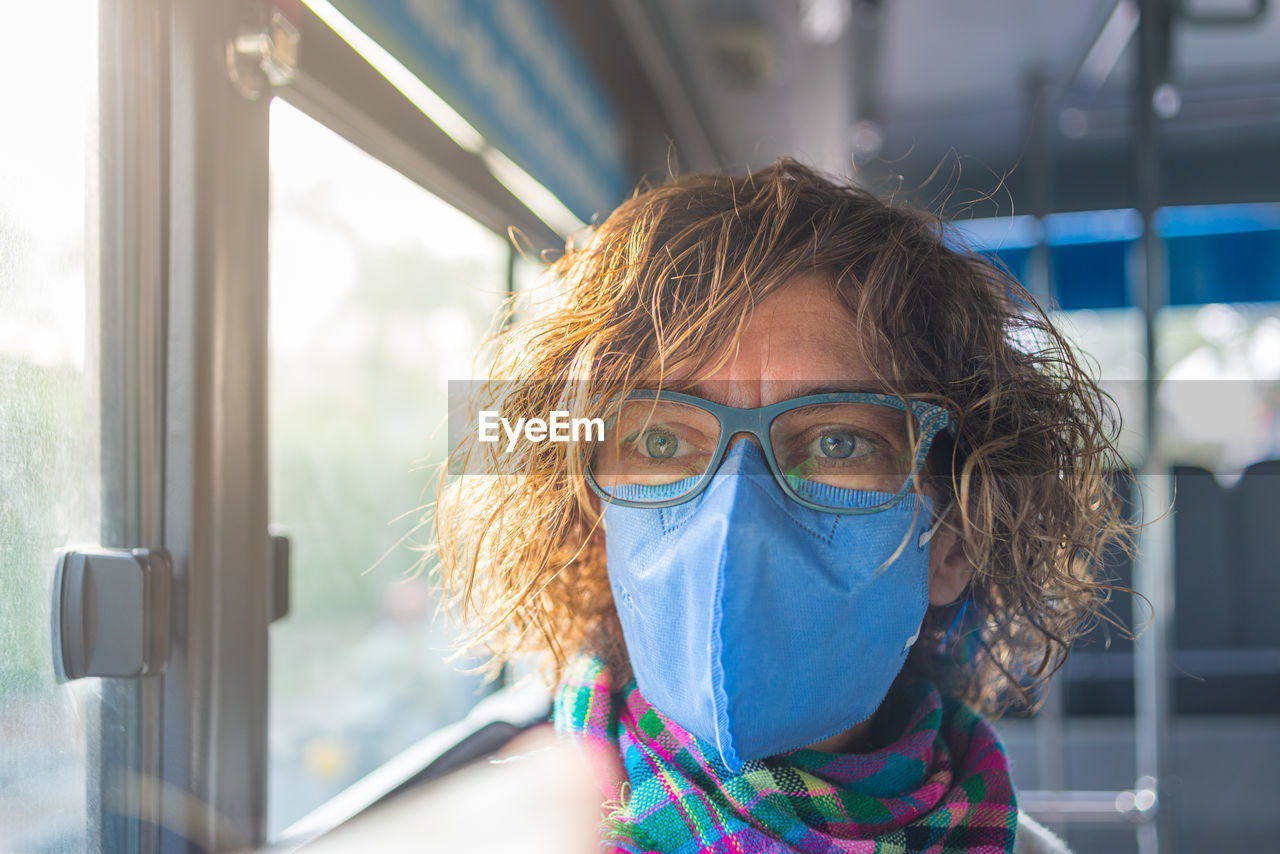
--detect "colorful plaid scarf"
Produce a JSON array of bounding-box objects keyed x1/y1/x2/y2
[{"x1": 554, "y1": 656, "x2": 1017, "y2": 853}]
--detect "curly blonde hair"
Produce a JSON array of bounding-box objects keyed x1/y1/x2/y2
[{"x1": 433, "y1": 160, "x2": 1134, "y2": 715}]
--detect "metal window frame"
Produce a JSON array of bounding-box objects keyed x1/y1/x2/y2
[
  {"x1": 158, "y1": 0, "x2": 273, "y2": 847},
  {"x1": 278, "y1": 3, "x2": 560, "y2": 252},
  {"x1": 96, "y1": 0, "x2": 170, "y2": 851}
]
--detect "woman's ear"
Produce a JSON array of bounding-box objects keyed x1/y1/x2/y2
[{"x1": 927, "y1": 508, "x2": 974, "y2": 606}]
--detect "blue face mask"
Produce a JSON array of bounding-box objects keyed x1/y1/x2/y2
[{"x1": 602, "y1": 440, "x2": 941, "y2": 772}]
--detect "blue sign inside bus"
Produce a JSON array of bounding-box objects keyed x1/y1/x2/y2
[
  {"x1": 331, "y1": 0, "x2": 629, "y2": 224},
  {"x1": 959, "y1": 203, "x2": 1280, "y2": 310}
]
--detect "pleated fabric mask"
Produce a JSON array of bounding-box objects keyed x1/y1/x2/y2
[{"x1": 603, "y1": 440, "x2": 941, "y2": 771}]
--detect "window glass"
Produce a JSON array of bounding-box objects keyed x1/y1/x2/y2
[
  {"x1": 0, "y1": 4, "x2": 101, "y2": 852},
  {"x1": 1049, "y1": 307, "x2": 1148, "y2": 463},
  {"x1": 512, "y1": 250, "x2": 547, "y2": 294},
  {"x1": 1158, "y1": 302, "x2": 1280, "y2": 474},
  {"x1": 1052, "y1": 303, "x2": 1280, "y2": 472},
  {"x1": 267, "y1": 99, "x2": 505, "y2": 836}
]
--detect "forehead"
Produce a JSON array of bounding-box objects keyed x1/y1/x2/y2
[{"x1": 688, "y1": 274, "x2": 884, "y2": 408}]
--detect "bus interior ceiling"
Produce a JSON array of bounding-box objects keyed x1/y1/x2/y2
[
  {"x1": 558, "y1": 0, "x2": 1280, "y2": 211},
  {"x1": 2, "y1": 1, "x2": 1279, "y2": 853}
]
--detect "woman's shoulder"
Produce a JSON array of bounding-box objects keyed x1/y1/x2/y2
[{"x1": 1015, "y1": 810, "x2": 1072, "y2": 854}]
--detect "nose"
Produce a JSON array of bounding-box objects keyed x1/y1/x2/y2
[
  {"x1": 725, "y1": 431, "x2": 765, "y2": 453},
  {"x1": 713, "y1": 432, "x2": 772, "y2": 478}
]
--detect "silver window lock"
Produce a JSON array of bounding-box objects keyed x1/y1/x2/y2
[
  {"x1": 50, "y1": 548, "x2": 173, "y2": 681},
  {"x1": 226, "y1": 7, "x2": 300, "y2": 100}
]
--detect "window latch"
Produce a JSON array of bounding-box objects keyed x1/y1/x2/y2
[
  {"x1": 226, "y1": 5, "x2": 301, "y2": 100},
  {"x1": 269, "y1": 526, "x2": 291, "y2": 623},
  {"x1": 51, "y1": 548, "x2": 172, "y2": 681}
]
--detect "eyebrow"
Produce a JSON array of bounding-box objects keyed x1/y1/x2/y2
[
  {"x1": 674, "y1": 381, "x2": 895, "y2": 406},
  {"x1": 784, "y1": 382, "x2": 892, "y2": 398}
]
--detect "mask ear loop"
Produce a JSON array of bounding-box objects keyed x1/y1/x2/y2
[
  {"x1": 936, "y1": 594, "x2": 972, "y2": 654},
  {"x1": 914, "y1": 501, "x2": 971, "y2": 653},
  {"x1": 917, "y1": 501, "x2": 952, "y2": 549},
  {"x1": 900, "y1": 502, "x2": 956, "y2": 653}
]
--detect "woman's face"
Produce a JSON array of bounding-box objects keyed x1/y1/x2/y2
[{"x1": 676, "y1": 272, "x2": 973, "y2": 607}]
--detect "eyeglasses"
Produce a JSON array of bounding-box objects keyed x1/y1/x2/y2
[{"x1": 585, "y1": 390, "x2": 952, "y2": 514}]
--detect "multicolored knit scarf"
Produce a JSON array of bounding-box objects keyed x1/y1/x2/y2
[{"x1": 554, "y1": 656, "x2": 1017, "y2": 853}]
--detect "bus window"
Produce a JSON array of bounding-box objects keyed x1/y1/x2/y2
[
  {"x1": 0, "y1": 5, "x2": 101, "y2": 852},
  {"x1": 266, "y1": 98, "x2": 508, "y2": 836}
]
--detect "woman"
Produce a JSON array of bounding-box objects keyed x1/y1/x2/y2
[{"x1": 437, "y1": 161, "x2": 1132, "y2": 853}]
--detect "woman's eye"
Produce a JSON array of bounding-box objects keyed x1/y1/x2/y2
[
  {"x1": 816, "y1": 432, "x2": 862, "y2": 459},
  {"x1": 643, "y1": 430, "x2": 679, "y2": 459}
]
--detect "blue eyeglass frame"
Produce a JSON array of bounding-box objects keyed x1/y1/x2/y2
[{"x1": 584, "y1": 389, "x2": 953, "y2": 515}]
